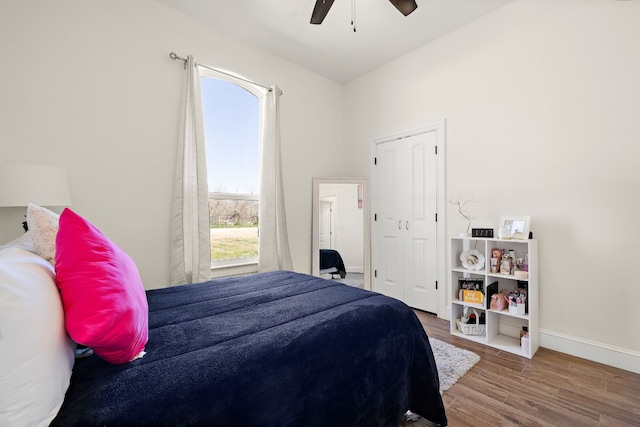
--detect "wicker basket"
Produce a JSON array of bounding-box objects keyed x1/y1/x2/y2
[{"x1": 456, "y1": 309, "x2": 486, "y2": 336}]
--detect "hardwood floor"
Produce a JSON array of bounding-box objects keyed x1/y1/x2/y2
[{"x1": 403, "y1": 310, "x2": 640, "y2": 427}]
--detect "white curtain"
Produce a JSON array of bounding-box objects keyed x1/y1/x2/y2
[
  {"x1": 170, "y1": 56, "x2": 211, "y2": 285},
  {"x1": 258, "y1": 86, "x2": 293, "y2": 271}
]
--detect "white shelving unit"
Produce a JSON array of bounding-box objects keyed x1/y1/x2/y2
[{"x1": 450, "y1": 237, "x2": 538, "y2": 358}]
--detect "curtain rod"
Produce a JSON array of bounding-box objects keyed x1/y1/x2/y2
[{"x1": 169, "y1": 52, "x2": 272, "y2": 92}]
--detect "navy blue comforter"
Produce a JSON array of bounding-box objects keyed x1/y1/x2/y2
[{"x1": 51, "y1": 271, "x2": 447, "y2": 427}]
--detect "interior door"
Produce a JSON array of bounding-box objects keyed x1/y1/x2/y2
[
  {"x1": 373, "y1": 131, "x2": 438, "y2": 313},
  {"x1": 374, "y1": 139, "x2": 404, "y2": 302},
  {"x1": 403, "y1": 131, "x2": 438, "y2": 313},
  {"x1": 373, "y1": 141, "x2": 404, "y2": 300}
]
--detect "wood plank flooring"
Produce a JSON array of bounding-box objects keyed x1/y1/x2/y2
[{"x1": 402, "y1": 310, "x2": 640, "y2": 427}]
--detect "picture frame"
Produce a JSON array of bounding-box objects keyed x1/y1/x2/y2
[{"x1": 499, "y1": 215, "x2": 531, "y2": 240}]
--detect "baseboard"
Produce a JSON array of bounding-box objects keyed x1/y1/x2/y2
[
  {"x1": 540, "y1": 329, "x2": 640, "y2": 374},
  {"x1": 439, "y1": 308, "x2": 639, "y2": 374}
]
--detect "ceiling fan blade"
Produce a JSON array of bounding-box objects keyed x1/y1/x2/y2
[
  {"x1": 310, "y1": 0, "x2": 336, "y2": 24},
  {"x1": 389, "y1": 0, "x2": 418, "y2": 16}
]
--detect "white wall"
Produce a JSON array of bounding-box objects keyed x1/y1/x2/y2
[
  {"x1": 2, "y1": 0, "x2": 638, "y2": 371},
  {"x1": 0, "y1": 0, "x2": 345, "y2": 288},
  {"x1": 344, "y1": 0, "x2": 640, "y2": 367}
]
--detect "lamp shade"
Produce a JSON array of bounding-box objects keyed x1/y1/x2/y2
[{"x1": 0, "y1": 164, "x2": 71, "y2": 207}]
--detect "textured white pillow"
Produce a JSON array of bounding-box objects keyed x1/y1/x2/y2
[
  {"x1": 0, "y1": 248, "x2": 76, "y2": 427},
  {"x1": 26, "y1": 203, "x2": 60, "y2": 264},
  {"x1": 0, "y1": 230, "x2": 36, "y2": 253}
]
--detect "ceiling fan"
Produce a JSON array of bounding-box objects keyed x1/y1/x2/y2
[{"x1": 310, "y1": 0, "x2": 418, "y2": 25}]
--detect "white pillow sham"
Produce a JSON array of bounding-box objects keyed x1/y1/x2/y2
[
  {"x1": 0, "y1": 230, "x2": 36, "y2": 253},
  {"x1": 0, "y1": 248, "x2": 76, "y2": 427}
]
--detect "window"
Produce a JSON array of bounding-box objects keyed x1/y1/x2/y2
[{"x1": 200, "y1": 77, "x2": 260, "y2": 268}]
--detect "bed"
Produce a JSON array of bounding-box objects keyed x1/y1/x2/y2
[
  {"x1": 319, "y1": 248, "x2": 347, "y2": 278},
  {"x1": 49, "y1": 270, "x2": 447, "y2": 426},
  {"x1": 1, "y1": 206, "x2": 446, "y2": 426}
]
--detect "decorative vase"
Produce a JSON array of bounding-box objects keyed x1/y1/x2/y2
[{"x1": 460, "y1": 249, "x2": 485, "y2": 270}]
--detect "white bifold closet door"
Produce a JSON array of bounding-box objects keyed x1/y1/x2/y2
[{"x1": 372, "y1": 130, "x2": 438, "y2": 313}]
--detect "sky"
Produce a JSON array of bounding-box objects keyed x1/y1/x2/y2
[{"x1": 200, "y1": 77, "x2": 259, "y2": 195}]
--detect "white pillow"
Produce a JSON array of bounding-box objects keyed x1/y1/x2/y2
[
  {"x1": 26, "y1": 203, "x2": 60, "y2": 264},
  {"x1": 0, "y1": 231, "x2": 36, "y2": 253},
  {"x1": 0, "y1": 248, "x2": 76, "y2": 427}
]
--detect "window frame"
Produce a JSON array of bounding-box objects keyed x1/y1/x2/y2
[{"x1": 198, "y1": 68, "x2": 265, "y2": 276}]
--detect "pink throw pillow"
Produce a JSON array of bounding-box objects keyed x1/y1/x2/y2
[{"x1": 55, "y1": 208, "x2": 148, "y2": 364}]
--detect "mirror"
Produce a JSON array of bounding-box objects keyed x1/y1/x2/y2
[{"x1": 312, "y1": 177, "x2": 371, "y2": 290}]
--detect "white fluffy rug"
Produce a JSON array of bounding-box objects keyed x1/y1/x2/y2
[
  {"x1": 403, "y1": 340, "x2": 479, "y2": 423},
  {"x1": 429, "y1": 338, "x2": 480, "y2": 393},
  {"x1": 332, "y1": 273, "x2": 364, "y2": 289}
]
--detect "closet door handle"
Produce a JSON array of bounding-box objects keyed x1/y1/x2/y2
[
  {"x1": 398, "y1": 220, "x2": 402, "y2": 230},
  {"x1": 406, "y1": 221, "x2": 409, "y2": 230}
]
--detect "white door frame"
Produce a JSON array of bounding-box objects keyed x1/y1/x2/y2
[{"x1": 370, "y1": 120, "x2": 448, "y2": 319}]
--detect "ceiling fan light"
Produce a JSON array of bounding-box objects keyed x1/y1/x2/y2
[{"x1": 389, "y1": 0, "x2": 418, "y2": 16}]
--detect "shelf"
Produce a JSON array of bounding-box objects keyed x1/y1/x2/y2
[
  {"x1": 488, "y1": 334, "x2": 529, "y2": 357},
  {"x1": 487, "y1": 272, "x2": 528, "y2": 281},
  {"x1": 450, "y1": 237, "x2": 537, "y2": 359},
  {"x1": 451, "y1": 299, "x2": 485, "y2": 310},
  {"x1": 450, "y1": 329, "x2": 486, "y2": 344},
  {"x1": 488, "y1": 308, "x2": 529, "y2": 320},
  {"x1": 452, "y1": 267, "x2": 484, "y2": 274},
  {"x1": 451, "y1": 299, "x2": 529, "y2": 320}
]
